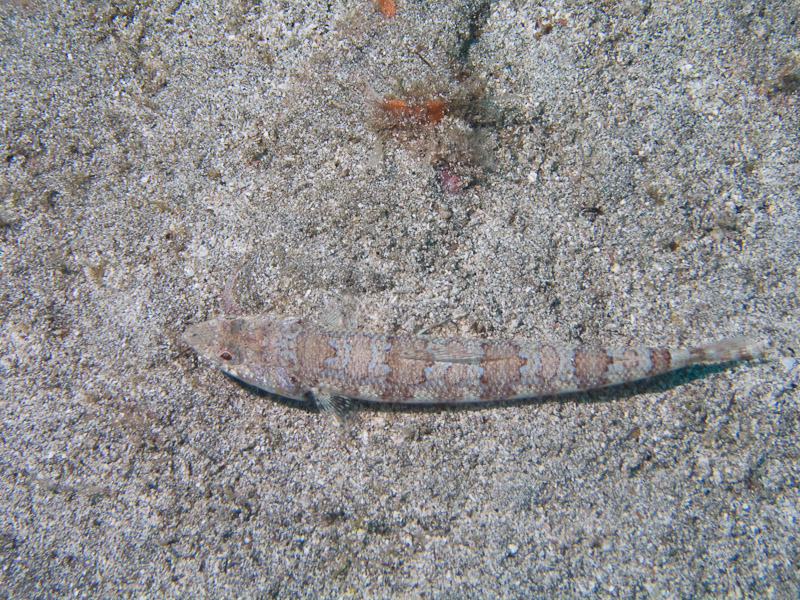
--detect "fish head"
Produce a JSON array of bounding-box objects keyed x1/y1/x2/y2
[{"x1": 183, "y1": 315, "x2": 306, "y2": 400}]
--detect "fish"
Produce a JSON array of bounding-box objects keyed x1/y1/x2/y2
[{"x1": 182, "y1": 314, "x2": 764, "y2": 412}]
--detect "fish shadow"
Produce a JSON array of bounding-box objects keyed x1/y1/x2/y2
[{"x1": 227, "y1": 360, "x2": 748, "y2": 416}]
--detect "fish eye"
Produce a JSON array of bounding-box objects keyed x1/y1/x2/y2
[{"x1": 219, "y1": 350, "x2": 233, "y2": 361}]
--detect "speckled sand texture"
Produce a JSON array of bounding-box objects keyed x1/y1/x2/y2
[{"x1": 1, "y1": 0, "x2": 798, "y2": 597}]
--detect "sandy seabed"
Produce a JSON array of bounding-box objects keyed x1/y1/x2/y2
[{"x1": 1, "y1": 1, "x2": 798, "y2": 597}]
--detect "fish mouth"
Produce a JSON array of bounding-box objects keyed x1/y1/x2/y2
[
  {"x1": 182, "y1": 321, "x2": 217, "y2": 355},
  {"x1": 181, "y1": 324, "x2": 202, "y2": 350}
]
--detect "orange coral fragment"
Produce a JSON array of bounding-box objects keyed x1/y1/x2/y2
[
  {"x1": 376, "y1": 0, "x2": 396, "y2": 18},
  {"x1": 419, "y1": 99, "x2": 446, "y2": 124},
  {"x1": 380, "y1": 97, "x2": 446, "y2": 125},
  {"x1": 381, "y1": 98, "x2": 412, "y2": 116}
]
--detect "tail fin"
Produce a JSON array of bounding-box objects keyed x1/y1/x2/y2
[{"x1": 687, "y1": 337, "x2": 767, "y2": 365}]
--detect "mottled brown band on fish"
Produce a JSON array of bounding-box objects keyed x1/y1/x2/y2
[{"x1": 646, "y1": 347, "x2": 672, "y2": 377}]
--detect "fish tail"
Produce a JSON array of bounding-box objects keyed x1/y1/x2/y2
[{"x1": 683, "y1": 337, "x2": 767, "y2": 366}]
